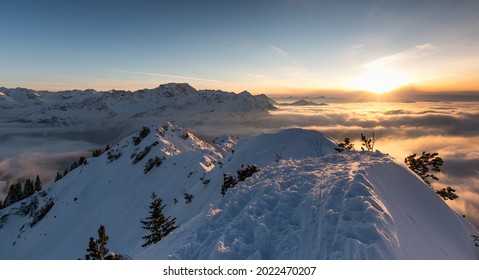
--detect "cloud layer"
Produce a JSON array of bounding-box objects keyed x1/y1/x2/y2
[
  {"x1": 1, "y1": 100, "x2": 478, "y2": 229},
  {"x1": 262, "y1": 101, "x2": 479, "y2": 228}
]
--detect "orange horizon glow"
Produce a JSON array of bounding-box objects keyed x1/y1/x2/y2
[
  {"x1": 4, "y1": 78, "x2": 479, "y2": 96},
  {"x1": 349, "y1": 70, "x2": 410, "y2": 94}
]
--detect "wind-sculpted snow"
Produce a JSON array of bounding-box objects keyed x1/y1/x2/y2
[
  {"x1": 145, "y1": 153, "x2": 478, "y2": 260},
  {"x1": 150, "y1": 154, "x2": 400, "y2": 259},
  {"x1": 0, "y1": 123, "x2": 478, "y2": 259}
]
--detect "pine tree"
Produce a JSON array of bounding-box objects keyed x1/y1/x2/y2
[
  {"x1": 436, "y1": 187, "x2": 459, "y2": 200},
  {"x1": 140, "y1": 192, "x2": 178, "y2": 247},
  {"x1": 92, "y1": 148, "x2": 103, "y2": 157},
  {"x1": 4, "y1": 182, "x2": 22, "y2": 207},
  {"x1": 335, "y1": 137, "x2": 355, "y2": 152},
  {"x1": 63, "y1": 168, "x2": 68, "y2": 177},
  {"x1": 0, "y1": 199, "x2": 3, "y2": 209},
  {"x1": 34, "y1": 175, "x2": 42, "y2": 192},
  {"x1": 54, "y1": 172, "x2": 62, "y2": 182},
  {"x1": 70, "y1": 161, "x2": 78, "y2": 171},
  {"x1": 78, "y1": 156, "x2": 87, "y2": 166},
  {"x1": 85, "y1": 225, "x2": 110, "y2": 260},
  {"x1": 3, "y1": 184, "x2": 15, "y2": 207},
  {"x1": 405, "y1": 151, "x2": 443, "y2": 186},
  {"x1": 23, "y1": 179, "x2": 35, "y2": 199},
  {"x1": 14, "y1": 182, "x2": 22, "y2": 202}
]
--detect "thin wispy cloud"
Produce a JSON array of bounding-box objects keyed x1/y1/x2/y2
[
  {"x1": 352, "y1": 44, "x2": 364, "y2": 50},
  {"x1": 363, "y1": 43, "x2": 437, "y2": 69},
  {"x1": 111, "y1": 70, "x2": 227, "y2": 84},
  {"x1": 348, "y1": 43, "x2": 365, "y2": 54},
  {"x1": 415, "y1": 44, "x2": 436, "y2": 51},
  {"x1": 270, "y1": 45, "x2": 289, "y2": 57},
  {"x1": 247, "y1": 73, "x2": 265, "y2": 78},
  {"x1": 344, "y1": 43, "x2": 366, "y2": 59}
]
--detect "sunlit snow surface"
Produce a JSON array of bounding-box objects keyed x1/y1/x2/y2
[
  {"x1": 142, "y1": 154, "x2": 478, "y2": 259},
  {"x1": 0, "y1": 122, "x2": 477, "y2": 259}
]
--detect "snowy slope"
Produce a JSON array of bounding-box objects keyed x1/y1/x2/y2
[
  {"x1": 0, "y1": 123, "x2": 477, "y2": 259},
  {"x1": 146, "y1": 154, "x2": 478, "y2": 259},
  {"x1": 0, "y1": 92, "x2": 22, "y2": 108}
]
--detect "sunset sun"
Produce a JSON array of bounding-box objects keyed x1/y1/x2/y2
[{"x1": 354, "y1": 70, "x2": 409, "y2": 94}]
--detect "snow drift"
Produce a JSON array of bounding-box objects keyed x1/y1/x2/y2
[{"x1": 0, "y1": 122, "x2": 477, "y2": 259}]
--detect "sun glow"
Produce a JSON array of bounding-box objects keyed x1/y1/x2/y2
[{"x1": 354, "y1": 70, "x2": 409, "y2": 94}]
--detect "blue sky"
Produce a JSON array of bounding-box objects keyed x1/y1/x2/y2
[{"x1": 1, "y1": 0, "x2": 479, "y2": 93}]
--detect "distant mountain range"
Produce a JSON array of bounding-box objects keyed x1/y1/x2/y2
[
  {"x1": 0, "y1": 83, "x2": 276, "y2": 126},
  {"x1": 280, "y1": 99, "x2": 328, "y2": 106}
]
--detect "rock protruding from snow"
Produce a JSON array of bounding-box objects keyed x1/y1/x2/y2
[{"x1": 212, "y1": 134, "x2": 238, "y2": 155}]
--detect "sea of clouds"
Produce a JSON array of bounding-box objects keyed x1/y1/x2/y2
[{"x1": 1, "y1": 100, "x2": 478, "y2": 228}]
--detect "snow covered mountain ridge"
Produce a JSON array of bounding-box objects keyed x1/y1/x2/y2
[
  {"x1": 0, "y1": 122, "x2": 478, "y2": 259},
  {"x1": 0, "y1": 83, "x2": 275, "y2": 125}
]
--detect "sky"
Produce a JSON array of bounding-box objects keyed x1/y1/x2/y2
[{"x1": 1, "y1": 0, "x2": 479, "y2": 94}]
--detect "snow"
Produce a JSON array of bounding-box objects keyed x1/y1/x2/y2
[
  {"x1": 0, "y1": 122, "x2": 477, "y2": 259},
  {"x1": 141, "y1": 152, "x2": 478, "y2": 259},
  {"x1": 0, "y1": 92, "x2": 23, "y2": 108},
  {"x1": 0, "y1": 83, "x2": 275, "y2": 126}
]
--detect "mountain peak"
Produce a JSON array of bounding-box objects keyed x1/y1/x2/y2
[
  {"x1": 156, "y1": 83, "x2": 197, "y2": 95},
  {"x1": 238, "y1": 90, "x2": 253, "y2": 97}
]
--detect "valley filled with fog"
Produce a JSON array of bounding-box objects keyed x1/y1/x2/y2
[
  {"x1": 1, "y1": 98, "x2": 478, "y2": 229},
  {"x1": 267, "y1": 100, "x2": 479, "y2": 229}
]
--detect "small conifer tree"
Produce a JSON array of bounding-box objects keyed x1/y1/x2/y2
[
  {"x1": 23, "y1": 179, "x2": 35, "y2": 199},
  {"x1": 405, "y1": 151, "x2": 443, "y2": 186},
  {"x1": 4, "y1": 182, "x2": 22, "y2": 207},
  {"x1": 70, "y1": 161, "x2": 78, "y2": 171},
  {"x1": 85, "y1": 225, "x2": 110, "y2": 260},
  {"x1": 14, "y1": 182, "x2": 22, "y2": 202},
  {"x1": 335, "y1": 137, "x2": 355, "y2": 152},
  {"x1": 34, "y1": 175, "x2": 42, "y2": 192},
  {"x1": 436, "y1": 187, "x2": 459, "y2": 201},
  {"x1": 78, "y1": 156, "x2": 87, "y2": 166},
  {"x1": 140, "y1": 193, "x2": 178, "y2": 247},
  {"x1": 54, "y1": 172, "x2": 62, "y2": 182},
  {"x1": 92, "y1": 149, "x2": 102, "y2": 157},
  {"x1": 3, "y1": 185, "x2": 13, "y2": 207}
]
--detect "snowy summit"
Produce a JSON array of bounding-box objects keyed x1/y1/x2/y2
[{"x1": 0, "y1": 122, "x2": 478, "y2": 259}]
